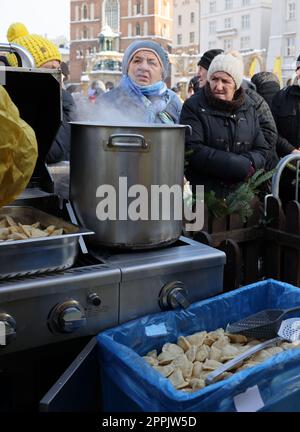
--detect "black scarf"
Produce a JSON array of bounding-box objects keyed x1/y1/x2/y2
[{"x1": 204, "y1": 83, "x2": 245, "y2": 113}]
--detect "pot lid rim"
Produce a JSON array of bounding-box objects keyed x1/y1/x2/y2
[{"x1": 69, "y1": 121, "x2": 187, "y2": 129}]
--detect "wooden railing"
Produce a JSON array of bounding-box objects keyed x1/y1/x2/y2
[{"x1": 193, "y1": 197, "x2": 264, "y2": 292}]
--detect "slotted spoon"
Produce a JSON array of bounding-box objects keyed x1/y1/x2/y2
[
  {"x1": 205, "y1": 318, "x2": 300, "y2": 385},
  {"x1": 225, "y1": 305, "x2": 300, "y2": 339}
]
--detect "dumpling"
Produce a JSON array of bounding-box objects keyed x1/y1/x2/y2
[
  {"x1": 186, "y1": 331, "x2": 207, "y2": 347},
  {"x1": 168, "y1": 368, "x2": 189, "y2": 390},
  {"x1": 177, "y1": 336, "x2": 191, "y2": 352},
  {"x1": 195, "y1": 345, "x2": 210, "y2": 362},
  {"x1": 153, "y1": 364, "x2": 175, "y2": 377}
]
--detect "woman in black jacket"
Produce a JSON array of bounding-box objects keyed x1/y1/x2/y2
[{"x1": 180, "y1": 53, "x2": 269, "y2": 198}]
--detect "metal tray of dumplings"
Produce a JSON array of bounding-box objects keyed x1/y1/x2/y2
[{"x1": 0, "y1": 206, "x2": 94, "y2": 279}]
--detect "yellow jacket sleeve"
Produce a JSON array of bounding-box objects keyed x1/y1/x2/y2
[{"x1": 0, "y1": 85, "x2": 38, "y2": 207}]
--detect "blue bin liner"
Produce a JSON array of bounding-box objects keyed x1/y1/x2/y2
[{"x1": 97, "y1": 279, "x2": 300, "y2": 412}]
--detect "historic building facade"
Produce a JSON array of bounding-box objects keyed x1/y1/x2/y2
[
  {"x1": 199, "y1": 0, "x2": 272, "y2": 76},
  {"x1": 267, "y1": 0, "x2": 300, "y2": 84},
  {"x1": 70, "y1": 0, "x2": 173, "y2": 83}
]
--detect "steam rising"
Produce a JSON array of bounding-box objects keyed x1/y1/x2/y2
[{"x1": 73, "y1": 92, "x2": 148, "y2": 125}]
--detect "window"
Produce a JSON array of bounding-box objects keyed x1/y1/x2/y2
[
  {"x1": 83, "y1": 28, "x2": 89, "y2": 39},
  {"x1": 241, "y1": 14, "x2": 250, "y2": 30},
  {"x1": 224, "y1": 38, "x2": 233, "y2": 50},
  {"x1": 224, "y1": 17, "x2": 232, "y2": 28},
  {"x1": 136, "y1": 1, "x2": 141, "y2": 14},
  {"x1": 190, "y1": 32, "x2": 195, "y2": 43},
  {"x1": 225, "y1": 0, "x2": 233, "y2": 10},
  {"x1": 209, "y1": 20, "x2": 216, "y2": 35},
  {"x1": 104, "y1": 0, "x2": 119, "y2": 32},
  {"x1": 287, "y1": 1, "x2": 296, "y2": 20},
  {"x1": 242, "y1": 0, "x2": 250, "y2": 6},
  {"x1": 191, "y1": 12, "x2": 195, "y2": 23},
  {"x1": 83, "y1": 4, "x2": 88, "y2": 19},
  {"x1": 136, "y1": 22, "x2": 141, "y2": 36},
  {"x1": 177, "y1": 34, "x2": 182, "y2": 45},
  {"x1": 178, "y1": 14, "x2": 182, "y2": 25},
  {"x1": 209, "y1": 1, "x2": 216, "y2": 13},
  {"x1": 240, "y1": 36, "x2": 250, "y2": 49},
  {"x1": 286, "y1": 36, "x2": 295, "y2": 57}
]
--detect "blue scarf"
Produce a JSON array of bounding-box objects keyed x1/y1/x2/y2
[{"x1": 119, "y1": 75, "x2": 173, "y2": 123}]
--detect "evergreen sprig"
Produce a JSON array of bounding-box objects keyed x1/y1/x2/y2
[{"x1": 204, "y1": 169, "x2": 275, "y2": 223}]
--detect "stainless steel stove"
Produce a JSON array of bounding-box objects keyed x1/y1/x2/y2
[
  {"x1": 91, "y1": 236, "x2": 225, "y2": 324},
  {"x1": 0, "y1": 233, "x2": 224, "y2": 356}
]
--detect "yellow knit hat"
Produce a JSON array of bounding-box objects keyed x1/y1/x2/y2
[{"x1": 6, "y1": 22, "x2": 62, "y2": 68}]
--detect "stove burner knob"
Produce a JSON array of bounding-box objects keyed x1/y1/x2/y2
[
  {"x1": 88, "y1": 293, "x2": 101, "y2": 307},
  {"x1": 0, "y1": 313, "x2": 16, "y2": 346},
  {"x1": 159, "y1": 281, "x2": 190, "y2": 311},
  {"x1": 51, "y1": 300, "x2": 86, "y2": 333}
]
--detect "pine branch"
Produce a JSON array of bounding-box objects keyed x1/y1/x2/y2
[{"x1": 202, "y1": 169, "x2": 275, "y2": 225}]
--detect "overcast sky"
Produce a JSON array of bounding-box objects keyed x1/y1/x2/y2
[{"x1": 1, "y1": 0, "x2": 70, "y2": 41}]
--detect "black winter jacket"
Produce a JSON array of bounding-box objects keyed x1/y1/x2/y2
[
  {"x1": 246, "y1": 88, "x2": 279, "y2": 171},
  {"x1": 180, "y1": 87, "x2": 269, "y2": 197},
  {"x1": 46, "y1": 90, "x2": 76, "y2": 164},
  {"x1": 272, "y1": 85, "x2": 300, "y2": 157}
]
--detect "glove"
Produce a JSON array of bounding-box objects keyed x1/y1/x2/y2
[{"x1": 245, "y1": 164, "x2": 255, "y2": 180}]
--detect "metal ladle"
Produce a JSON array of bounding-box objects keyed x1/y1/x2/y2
[{"x1": 205, "y1": 318, "x2": 300, "y2": 386}]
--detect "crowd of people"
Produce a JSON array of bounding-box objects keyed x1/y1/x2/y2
[{"x1": 2, "y1": 22, "x2": 300, "y2": 205}]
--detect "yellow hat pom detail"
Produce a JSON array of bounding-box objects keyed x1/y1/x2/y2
[
  {"x1": 6, "y1": 22, "x2": 62, "y2": 68},
  {"x1": 7, "y1": 22, "x2": 29, "y2": 43}
]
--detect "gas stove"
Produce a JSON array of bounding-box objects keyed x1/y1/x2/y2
[{"x1": 0, "y1": 233, "x2": 225, "y2": 355}]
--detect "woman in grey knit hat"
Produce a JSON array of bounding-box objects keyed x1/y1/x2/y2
[
  {"x1": 180, "y1": 53, "x2": 270, "y2": 198},
  {"x1": 98, "y1": 40, "x2": 182, "y2": 124}
]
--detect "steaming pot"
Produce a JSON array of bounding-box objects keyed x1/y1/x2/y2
[{"x1": 70, "y1": 122, "x2": 186, "y2": 249}]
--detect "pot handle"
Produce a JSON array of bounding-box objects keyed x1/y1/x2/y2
[
  {"x1": 184, "y1": 125, "x2": 192, "y2": 136},
  {"x1": 108, "y1": 134, "x2": 148, "y2": 149}
]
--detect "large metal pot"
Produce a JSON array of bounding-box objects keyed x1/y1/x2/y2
[{"x1": 70, "y1": 122, "x2": 186, "y2": 249}]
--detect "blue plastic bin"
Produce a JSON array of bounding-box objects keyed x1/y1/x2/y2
[{"x1": 97, "y1": 279, "x2": 300, "y2": 412}]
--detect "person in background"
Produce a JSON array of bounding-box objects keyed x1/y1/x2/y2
[
  {"x1": 0, "y1": 85, "x2": 38, "y2": 206},
  {"x1": 60, "y1": 61, "x2": 70, "y2": 88},
  {"x1": 180, "y1": 53, "x2": 269, "y2": 198},
  {"x1": 171, "y1": 85, "x2": 184, "y2": 103},
  {"x1": 271, "y1": 56, "x2": 300, "y2": 205},
  {"x1": 98, "y1": 40, "x2": 182, "y2": 124},
  {"x1": 6, "y1": 23, "x2": 76, "y2": 165},
  {"x1": 251, "y1": 71, "x2": 281, "y2": 175},
  {"x1": 88, "y1": 80, "x2": 106, "y2": 102},
  {"x1": 251, "y1": 72, "x2": 280, "y2": 109},
  {"x1": 105, "y1": 81, "x2": 114, "y2": 92},
  {"x1": 271, "y1": 56, "x2": 300, "y2": 157},
  {"x1": 196, "y1": 49, "x2": 224, "y2": 89},
  {"x1": 227, "y1": 51, "x2": 279, "y2": 174},
  {"x1": 187, "y1": 76, "x2": 200, "y2": 98}
]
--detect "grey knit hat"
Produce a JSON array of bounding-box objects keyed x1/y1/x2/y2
[
  {"x1": 207, "y1": 53, "x2": 244, "y2": 89},
  {"x1": 122, "y1": 40, "x2": 169, "y2": 79}
]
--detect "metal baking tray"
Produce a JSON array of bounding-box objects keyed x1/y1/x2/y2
[{"x1": 0, "y1": 206, "x2": 94, "y2": 279}]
